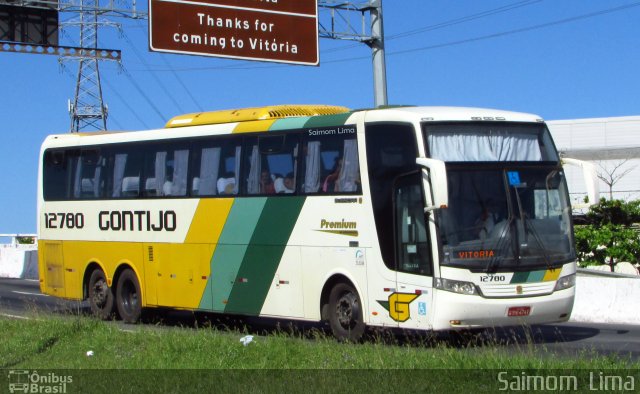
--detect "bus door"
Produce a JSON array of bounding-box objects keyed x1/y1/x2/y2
[{"x1": 391, "y1": 172, "x2": 435, "y2": 329}]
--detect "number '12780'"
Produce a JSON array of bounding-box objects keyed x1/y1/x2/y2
[{"x1": 44, "y1": 213, "x2": 85, "y2": 229}]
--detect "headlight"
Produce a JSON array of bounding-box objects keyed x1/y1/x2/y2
[
  {"x1": 554, "y1": 274, "x2": 576, "y2": 291},
  {"x1": 434, "y1": 278, "x2": 479, "y2": 295}
]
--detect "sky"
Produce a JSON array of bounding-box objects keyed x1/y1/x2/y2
[{"x1": 1, "y1": 0, "x2": 639, "y2": 233}]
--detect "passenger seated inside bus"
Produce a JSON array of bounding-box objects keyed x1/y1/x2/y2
[
  {"x1": 475, "y1": 206, "x2": 497, "y2": 240},
  {"x1": 274, "y1": 172, "x2": 295, "y2": 193},
  {"x1": 217, "y1": 172, "x2": 236, "y2": 195},
  {"x1": 260, "y1": 170, "x2": 275, "y2": 194},
  {"x1": 322, "y1": 157, "x2": 342, "y2": 192}
]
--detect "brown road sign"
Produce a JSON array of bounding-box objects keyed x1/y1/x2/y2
[{"x1": 149, "y1": 0, "x2": 319, "y2": 65}]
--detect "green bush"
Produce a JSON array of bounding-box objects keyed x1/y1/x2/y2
[
  {"x1": 574, "y1": 199, "x2": 640, "y2": 270},
  {"x1": 16, "y1": 236, "x2": 35, "y2": 244}
]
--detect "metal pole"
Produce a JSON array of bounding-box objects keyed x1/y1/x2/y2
[{"x1": 370, "y1": 0, "x2": 388, "y2": 107}]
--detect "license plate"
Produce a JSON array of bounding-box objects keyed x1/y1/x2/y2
[{"x1": 508, "y1": 306, "x2": 531, "y2": 317}]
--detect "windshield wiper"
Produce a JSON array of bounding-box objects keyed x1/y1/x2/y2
[
  {"x1": 523, "y1": 216, "x2": 554, "y2": 270},
  {"x1": 484, "y1": 215, "x2": 515, "y2": 273},
  {"x1": 512, "y1": 179, "x2": 554, "y2": 270}
]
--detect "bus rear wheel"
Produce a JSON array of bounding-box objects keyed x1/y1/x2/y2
[
  {"x1": 88, "y1": 269, "x2": 114, "y2": 320},
  {"x1": 328, "y1": 283, "x2": 365, "y2": 342},
  {"x1": 116, "y1": 268, "x2": 142, "y2": 323}
]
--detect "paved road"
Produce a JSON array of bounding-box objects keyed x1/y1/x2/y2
[
  {"x1": 0, "y1": 277, "x2": 87, "y2": 317},
  {"x1": 1, "y1": 277, "x2": 639, "y2": 360}
]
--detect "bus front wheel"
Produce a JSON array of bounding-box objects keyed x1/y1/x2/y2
[
  {"x1": 116, "y1": 268, "x2": 142, "y2": 323},
  {"x1": 328, "y1": 283, "x2": 365, "y2": 342},
  {"x1": 88, "y1": 269, "x2": 114, "y2": 320}
]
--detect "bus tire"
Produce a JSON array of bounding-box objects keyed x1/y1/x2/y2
[
  {"x1": 88, "y1": 269, "x2": 114, "y2": 320},
  {"x1": 115, "y1": 268, "x2": 142, "y2": 323},
  {"x1": 328, "y1": 282, "x2": 365, "y2": 342}
]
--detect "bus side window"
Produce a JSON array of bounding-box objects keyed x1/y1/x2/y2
[
  {"x1": 43, "y1": 149, "x2": 77, "y2": 201},
  {"x1": 73, "y1": 149, "x2": 105, "y2": 199},
  {"x1": 110, "y1": 150, "x2": 144, "y2": 198},
  {"x1": 191, "y1": 138, "x2": 241, "y2": 197},
  {"x1": 142, "y1": 144, "x2": 189, "y2": 198},
  {"x1": 245, "y1": 135, "x2": 298, "y2": 195},
  {"x1": 302, "y1": 133, "x2": 360, "y2": 195}
]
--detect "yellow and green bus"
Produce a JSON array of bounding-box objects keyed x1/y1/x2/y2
[{"x1": 38, "y1": 104, "x2": 597, "y2": 341}]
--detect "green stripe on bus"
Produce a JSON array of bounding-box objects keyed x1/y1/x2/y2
[
  {"x1": 269, "y1": 117, "x2": 311, "y2": 131},
  {"x1": 199, "y1": 198, "x2": 267, "y2": 311},
  {"x1": 527, "y1": 270, "x2": 546, "y2": 282},
  {"x1": 510, "y1": 271, "x2": 530, "y2": 284},
  {"x1": 510, "y1": 270, "x2": 547, "y2": 284},
  {"x1": 224, "y1": 196, "x2": 306, "y2": 315},
  {"x1": 303, "y1": 113, "x2": 352, "y2": 128}
]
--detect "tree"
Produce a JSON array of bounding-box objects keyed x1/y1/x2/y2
[
  {"x1": 587, "y1": 198, "x2": 640, "y2": 226},
  {"x1": 574, "y1": 199, "x2": 640, "y2": 272},
  {"x1": 596, "y1": 158, "x2": 636, "y2": 200}
]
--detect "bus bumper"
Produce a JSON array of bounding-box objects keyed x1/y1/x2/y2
[{"x1": 431, "y1": 287, "x2": 575, "y2": 331}]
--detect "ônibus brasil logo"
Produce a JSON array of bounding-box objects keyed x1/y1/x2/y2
[{"x1": 8, "y1": 370, "x2": 73, "y2": 393}]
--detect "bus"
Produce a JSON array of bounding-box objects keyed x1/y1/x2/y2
[{"x1": 37, "y1": 105, "x2": 598, "y2": 341}]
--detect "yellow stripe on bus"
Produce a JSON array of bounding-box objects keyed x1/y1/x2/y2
[
  {"x1": 184, "y1": 199, "x2": 234, "y2": 244},
  {"x1": 543, "y1": 268, "x2": 562, "y2": 281},
  {"x1": 232, "y1": 120, "x2": 276, "y2": 133}
]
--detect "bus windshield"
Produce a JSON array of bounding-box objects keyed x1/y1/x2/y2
[
  {"x1": 423, "y1": 122, "x2": 573, "y2": 271},
  {"x1": 434, "y1": 167, "x2": 574, "y2": 271}
]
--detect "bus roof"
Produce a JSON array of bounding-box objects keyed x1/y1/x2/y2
[
  {"x1": 41, "y1": 105, "x2": 546, "y2": 149},
  {"x1": 165, "y1": 105, "x2": 350, "y2": 128},
  {"x1": 362, "y1": 106, "x2": 545, "y2": 124}
]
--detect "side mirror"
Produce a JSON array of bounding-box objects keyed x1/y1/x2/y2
[
  {"x1": 561, "y1": 158, "x2": 600, "y2": 208},
  {"x1": 416, "y1": 157, "x2": 448, "y2": 212}
]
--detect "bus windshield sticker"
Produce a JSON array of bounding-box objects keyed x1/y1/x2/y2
[{"x1": 507, "y1": 171, "x2": 521, "y2": 186}]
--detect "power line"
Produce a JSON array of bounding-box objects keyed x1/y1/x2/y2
[
  {"x1": 387, "y1": 0, "x2": 542, "y2": 40},
  {"x1": 105, "y1": 112, "x2": 124, "y2": 130},
  {"x1": 159, "y1": 52, "x2": 205, "y2": 112},
  {"x1": 132, "y1": 20, "x2": 203, "y2": 112},
  {"x1": 323, "y1": 0, "x2": 542, "y2": 54},
  {"x1": 326, "y1": 1, "x2": 640, "y2": 64},
  {"x1": 101, "y1": 76, "x2": 151, "y2": 129},
  {"x1": 121, "y1": 65, "x2": 167, "y2": 124},
  {"x1": 121, "y1": 30, "x2": 187, "y2": 114}
]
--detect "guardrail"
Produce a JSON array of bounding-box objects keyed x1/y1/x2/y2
[
  {"x1": 571, "y1": 268, "x2": 640, "y2": 325},
  {"x1": 0, "y1": 234, "x2": 38, "y2": 279}
]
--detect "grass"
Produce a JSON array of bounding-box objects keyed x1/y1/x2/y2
[{"x1": 0, "y1": 314, "x2": 638, "y2": 393}]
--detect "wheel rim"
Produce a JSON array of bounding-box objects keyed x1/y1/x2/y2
[
  {"x1": 336, "y1": 292, "x2": 359, "y2": 329},
  {"x1": 121, "y1": 279, "x2": 138, "y2": 314},
  {"x1": 92, "y1": 278, "x2": 108, "y2": 308}
]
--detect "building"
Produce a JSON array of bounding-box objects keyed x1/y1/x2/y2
[{"x1": 547, "y1": 116, "x2": 640, "y2": 205}]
